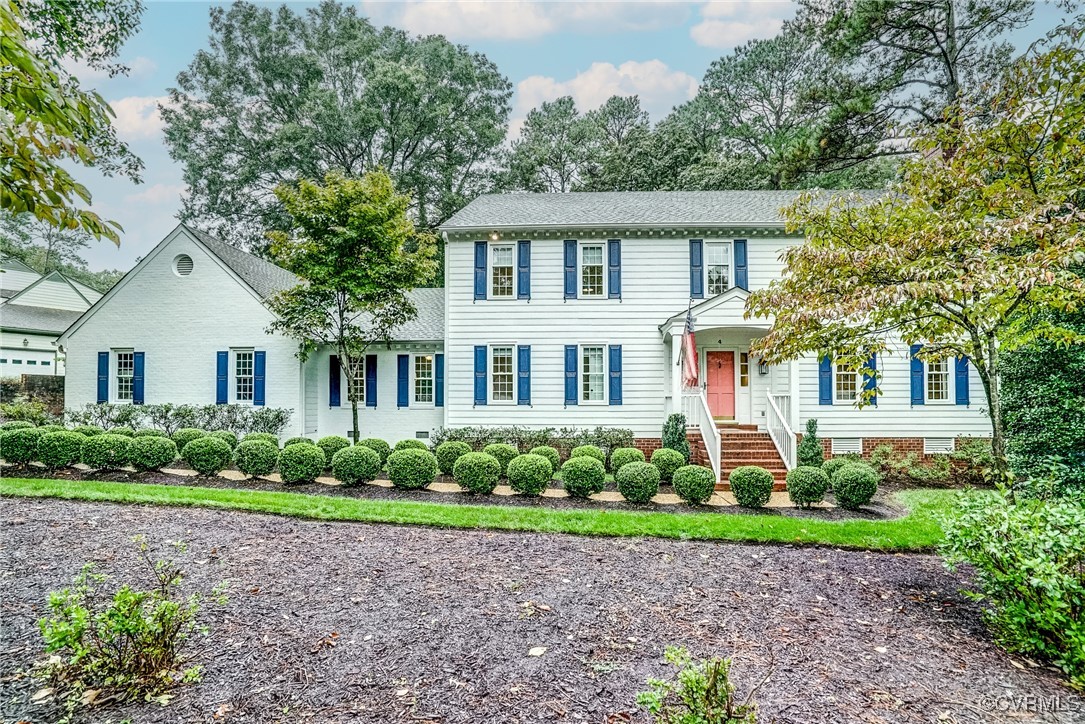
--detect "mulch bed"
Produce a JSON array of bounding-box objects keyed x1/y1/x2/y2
[{"x1": 1, "y1": 498, "x2": 1076, "y2": 723}]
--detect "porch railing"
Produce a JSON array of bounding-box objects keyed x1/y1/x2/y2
[
  {"x1": 681, "y1": 389, "x2": 722, "y2": 483},
  {"x1": 766, "y1": 392, "x2": 797, "y2": 471}
]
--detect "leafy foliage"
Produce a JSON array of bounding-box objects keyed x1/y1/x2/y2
[
  {"x1": 171, "y1": 428, "x2": 207, "y2": 451},
  {"x1": 209, "y1": 430, "x2": 237, "y2": 450},
  {"x1": 610, "y1": 447, "x2": 646, "y2": 473},
  {"x1": 278, "y1": 444, "x2": 326, "y2": 485},
  {"x1": 636, "y1": 646, "x2": 757, "y2": 724},
  {"x1": 728, "y1": 466, "x2": 774, "y2": 508},
  {"x1": 66, "y1": 403, "x2": 292, "y2": 436},
  {"x1": 71, "y1": 425, "x2": 103, "y2": 437},
  {"x1": 234, "y1": 439, "x2": 279, "y2": 478},
  {"x1": 316, "y1": 436, "x2": 351, "y2": 466},
  {"x1": 80, "y1": 434, "x2": 130, "y2": 470},
  {"x1": 37, "y1": 431, "x2": 86, "y2": 469},
  {"x1": 330, "y1": 445, "x2": 381, "y2": 487},
  {"x1": 395, "y1": 439, "x2": 430, "y2": 452},
  {"x1": 506, "y1": 453, "x2": 552, "y2": 496},
  {"x1": 786, "y1": 466, "x2": 830, "y2": 509},
  {"x1": 241, "y1": 432, "x2": 280, "y2": 448},
  {"x1": 796, "y1": 419, "x2": 823, "y2": 467},
  {"x1": 528, "y1": 446, "x2": 561, "y2": 472},
  {"x1": 0, "y1": 419, "x2": 34, "y2": 430},
  {"x1": 651, "y1": 448, "x2": 686, "y2": 483},
  {"x1": 180, "y1": 436, "x2": 233, "y2": 476},
  {"x1": 832, "y1": 463, "x2": 879, "y2": 510},
  {"x1": 570, "y1": 445, "x2": 605, "y2": 465},
  {"x1": 482, "y1": 443, "x2": 519, "y2": 475},
  {"x1": 617, "y1": 462, "x2": 661, "y2": 504},
  {"x1": 661, "y1": 414, "x2": 691, "y2": 462},
  {"x1": 560, "y1": 456, "x2": 606, "y2": 499},
  {"x1": 282, "y1": 436, "x2": 314, "y2": 448},
  {"x1": 128, "y1": 436, "x2": 178, "y2": 472},
  {"x1": 357, "y1": 438, "x2": 391, "y2": 466},
  {"x1": 672, "y1": 466, "x2": 717, "y2": 506},
  {"x1": 387, "y1": 448, "x2": 437, "y2": 490},
  {"x1": 435, "y1": 441, "x2": 472, "y2": 476},
  {"x1": 454, "y1": 452, "x2": 501, "y2": 495},
  {"x1": 430, "y1": 425, "x2": 635, "y2": 458},
  {"x1": 0, "y1": 401, "x2": 54, "y2": 425},
  {"x1": 0, "y1": 428, "x2": 44, "y2": 465},
  {"x1": 868, "y1": 445, "x2": 949, "y2": 487}
]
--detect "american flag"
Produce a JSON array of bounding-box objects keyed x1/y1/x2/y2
[{"x1": 682, "y1": 308, "x2": 698, "y2": 388}]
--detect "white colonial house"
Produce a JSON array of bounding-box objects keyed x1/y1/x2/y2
[{"x1": 60, "y1": 192, "x2": 991, "y2": 481}]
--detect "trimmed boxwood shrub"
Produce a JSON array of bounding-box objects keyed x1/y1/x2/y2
[
  {"x1": 358, "y1": 438, "x2": 391, "y2": 466},
  {"x1": 507, "y1": 453, "x2": 552, "y2": 496},
  {"x1": 80, "y1": 433, "x2": 131, "y2": 470},
  {"x1": 394, "y1": 438, "x2": 429, "y2": 452},
  {"x1": 278, "y1": 443, "x2": 326, "y2": 484},
  {"x1": 37, "y1": 424, "x2": 66, "y2": 434},
  {"x1": 284, "y1": 436, "x2": 314, "y2": 447},
  {"x1": 71, "y1": 425, "x2": 104, "y2": 437},
  {"x1": 133, "y1": 428, "x2": 169, "y2": 438},
  {"x1": 482, "y1": 443, "x2": 519, "y2": 475},
  {"x1": 331, "y1": 445, "x2": 381, "y2": 486},
  {"x1": 129, "y1": 436, "x2": 178, "y2": 472},
  {"x1": 243, "y1": 432, "x2": 280, "y2": 447},
  {"x1": 38, "y1": 431, "x2": 86, "y2": 469},
  {"x1": 729, "y1": 465, "x2": 774, "y2": 508},
  {"x1": 672, "y1": 465, "x2": 716, "y2": 505},
  {"x1": 561, "y1": 456, "x2": 606, "y2": 498},
  {"x1": 317, "y1": 435, "x2": 351, "y2": 465},
  {"x1": 0, "y1": 427, "x2": 44, "y2": 464},
  {"x1": 453, "y1": 452, "x2": 501, "y2": 494},
  {"x1": 609, "y1": 447, "x2": 645, "y2": 473},
  {"x1": 616, "y1": 461, "x2": 661, "y2": 503},
  {"x1": 651, "y1": 447, "x2": 686, "y2": 482},
  {"x1": 832, "y1": 463, "x2": 879, "y2": 510},
  {"x1": 172, "y1": 428, "x2": 207, "y2": 450},
  {"x1": 108, "y1": 427, "x2": 136, "y2": 437},
  {"x1": 234, "y1": 439, "x2": 279, "y2": 478},
  {"x1": 436, "y1": 441, "x2": 472, "y2": 475},
  {"x1": 529, "y1": 445, "x2": 560, "y2": 472},
  {"x1": 821, "y1": 456, "x2": 857, "y2": 483},
  {"x1": 0, "y1": 420, "x2": 35, "y2": 431},
  {"x1": 570, "y1": 444, "x2": 605, "y2": 465},
  {"x1": 181, "y1": 436, "x2": 233, "y2": 476},
  {"x1": 388, "y1": 448, "x2": 437, "y2": 490},
  {"x1": 211, "y1": 429, "x2": 238, "y2": 449},
  {"x1": 786, "y1": 466, "x2": 830, "y2": 508}
]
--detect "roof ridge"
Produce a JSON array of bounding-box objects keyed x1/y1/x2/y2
[{"x1": 180, "y1": 223, "x2": 299, "y2": 300}]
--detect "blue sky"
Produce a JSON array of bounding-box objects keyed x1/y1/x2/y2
[{"x1": 75, "y1": 0, "x2": 1068, "y2": 272}]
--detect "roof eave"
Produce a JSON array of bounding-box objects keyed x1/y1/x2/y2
[{"x1": 440, "y1": 221, "x2": 789, "y2": 233}]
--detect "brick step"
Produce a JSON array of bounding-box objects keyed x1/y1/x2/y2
[
  {"x1": 716, "y1": 423, "x2": 759, "y2": 431},
  {"x1": 720, "y1": 444, "x2": 781, "y2": 452},
  {"x1": 715, "y1": 481, "x2": 788, "y2": 492}
]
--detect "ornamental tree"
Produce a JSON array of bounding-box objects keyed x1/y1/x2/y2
[
  {"x1": 267, "y1": 170, "x2": 437, "y2": 443},
  {"x1": 747, "y1": 20, "x2": 1085, "y2": 477}
]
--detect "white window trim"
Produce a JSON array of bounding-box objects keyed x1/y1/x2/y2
[
  {"x1": 704, "y1": 240, "x2": 734, "y2": 296},
  {"x1": 339, "y1": 357, "x2": 364, "y2": 405},
  {"x1": 231, "y1": 348, "x2": 256, "y2": 406},
  {"x1": 489, "y1": 343, "x2": 517, "y2": 406},
  {"x1": 578, "y1": 242, "x2": 606, "y2": 299},
  {"x1": 113, "y1": 348, "x2": 135, "y2": 405},
  {"x1": 411, "y1": 352, "x2": 436, "y2": 407},
  {"x1": 579, "y1": 343, "x2": 608, "y2": 405},
  {"x1": 923, "y1": 358, "x2": 954, "y2": 405},
  {"x1": 489, "y1": 242, "x2": 515, "y2": 299},
  {"x1": 831, "y1": 363, "x2": 860, "y2": 405}
]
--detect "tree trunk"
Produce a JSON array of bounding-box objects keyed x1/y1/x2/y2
[
  {"x1": 351, "y1": 396, "x2": 360, "y2": 445},
  {"x1": 973, "y1": 334, "x2": 1011, "y2": 497}
]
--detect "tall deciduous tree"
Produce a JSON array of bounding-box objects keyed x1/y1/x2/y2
[
  {"x1": 747, "y1": 19, "x2": 1085, "y2": 476},
  {"x1": 161, "y1": 0, "x2": 511, "y2": 252},
  {"x1": 267, "y1": 170, "x2": 437, "y2": 442},
  {"x1": 501, "y1": 96, "x2": 596, "y2": 193}
]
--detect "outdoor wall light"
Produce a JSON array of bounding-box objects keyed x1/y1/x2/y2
[
  {"x1": 757, "y1": 359, "x2": 769, "y2": 375},
  {"x1": 490, "y1": 231, "x2": 500, "y2": 241}
]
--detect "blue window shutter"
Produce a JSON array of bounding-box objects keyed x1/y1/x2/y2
[
  {"x1": 818, "y1": 357, "x2": 832, "y2": 405},
  {"x1": 253, "y1": 351, "x2": 266, "y2": 406},
  {"x1": 132, "y1": 352, "x2": 145, "y2": 405},
  {"x1": 397, "y1": 354, "x2": 409, "y2": 407},
  {"x1": 517, "y1": 345, "x2": 531, "y2": 405},
  {"x1": 609, "y1": 345, "x2": 623, "y2": 405},
  {"x1": 607, "y1": 239, "x2": 621, "y2": 299},
  {"x1": 734, "y1": 239, "x2": 748, "y2": 290},
  {"x1": 910, "y1": 344, "x2": 925, "y2": 405},
  {"x1": 863, "y1": 352, "x2": 877, "y2": 406},
  {"x1": 216, "y1": 351, "x2": 228, "y2": 405},
  {"x1": 563, "y1": 240, "x2": 577, "y2": 299},
  {"x1": 473, "y1": 345, "x2": 487, "y2": 406},
  {"x1": 365, "y1": 354, "x2": 378, "y2": 407},
  {"x1": 517, "y1": 240, "x2": 530, "y2": 300},
  {"x1": 474, "y1": 241, "x2": 486, "y2": 301},
  {"x1": 690, "y1": 239, "x2": 704, "y2": 298},
  {"x1": 96, "y1": 352, "x2": 109, "y2": 403},
  {"x1": 329, "y1": 355, "x2": 341, "y2": 407},
  {"x1": 955, "y1": 356, "x2": 970, "y2": 406},
  {"x1": 435, "y1": 353, "x2": 445, "y2": 408},
  {"x1": 564, "y1": 345, "x2": 578, "y2": 406}
]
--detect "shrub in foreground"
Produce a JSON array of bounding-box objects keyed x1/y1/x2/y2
[
  {"x1": 37, "y1": 431, "x2": 85, "y2": 469},
  {"x1": 71, "y1": 425, "x2": 104, "y2": 437},
  {"x1": 482, "y1": 443, "x2": 519, "y2": 475},
  {"x1": 394, "y1": 438, "x2": 429, "y2": 452},
  {"x1": 358, "y1": 438, "x2": 391, "y2": 466},
  {"x1": 317, "y1": 435, "x2": 351, "y2": 465},
  {"x1": 672, "y1": 465, "x2": 716, "y2": 505},
  {"x1": 617, "y1": 461, "x2": 661, "y2": 503},
  {"x1": 388, "y1": 448, "x2": 437, "y2": 490},
  {"x1": 561, "y1": 456, "x2": 606, "y2": 498},
  {"x1": 435, "y1": 440, "x2": 472, "y2": 475},
  {"x1": 832, "y1": 463, "x2": 879, "y2": 510},
  {"x1": 278, "y1": 443, "x2": 326, "y2": 484},
  {"x1": 181, "y1": 436, "x2": 233, "y2": 476},
  {"x1": 129, "y1": 436, "x2": 178, "y2": 472},
  {"x1": 210, "y1": 430, "x2": 238, "y2": 450},
  {"x1": 81, "y1": 434, "x2": 131, "y2": 470},
  {"x1": 0, "y1": 420, "x2": 35, "y2": 431},
  {"x1": 37, "y1": 424, "x2": 67, "y2": 434},
  {"x1": 242, "y1": 432, "x2": 279, "y2": 448},
  {"x1": 651, "y1": 447, "x2": 686, "y2": 483},
  {"x1": 786, "y1": 466, "x2": 830, "y2": 508},
  {"x1": 507, "y1": 453, "x2": 553, "y2": 496},
  {"x1": 0, "y1": 427, "x2": 44, "y2": 464},
  {"x1": 171, "y1": 428, "x2": 207, "y2": 451},
  {"x1": 133, "y1": 428, "x2": 169, "y2": 438},
  {"x1": 109, "y1": 427, "x2": 136, "y2": 437},
  {"x1": 284, "y1": 436, "x2": 314, "y2": 447},
  {"x1": 636, "y1": 646, "x2": 757, "y2": 724},
  {"x1": 234, "y1": 439, "x2": 279, "y2": 478},
  {"x1": 796, "y1": 418, "x2": 824, "y2": 467},
  {"x1": 610, "y1": 447, "x2": 645, "y2": 473},
  {"x1": 728, "y1": 466, "x2": 774, "y2": 508},
  {"x1": 661, "y1": 413, "x2": 691, "y2": 462},
  {"x1": 529, "y1": 445, "x2": 560, "y2": 472},
  {"x1": 453, "y1": 452, "x2": 501, "y2": 494},
  {"x1": 331, "y1": 445, "x2": 381, "y2": 486},
  {"x1": 821, "y1": 456, "x2": 858, "y2": 483},
  {"x1": 570, "y1": 444, "x2": 605, "y2": 465}
]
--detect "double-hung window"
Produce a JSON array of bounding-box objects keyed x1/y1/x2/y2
[
  {"x1": 234, "y1": 350, "x2": 254, "y2": 402},
  {"x1": 491, "y1": 346, "x2": 514, "y2": 403},
  {"x1": 115, "y1": 351, "x2": 135, "y2": 402},
  {"x1": 834, "y1": 363, "x2": 858, "y2": 404},
  {"x1": 491, "y1": 244, "x2": 514, "y2": 298},
  {"x1": 581, "y1": 345, "x2": 605, "y2": 403},
  {"x1": 705, "y1": 242, "x2": 732, "y2": 295},
  {"x1": 414, "y1": 354, "x2": 434, "y2": 404},
  {"x1": 580, "y1": 244, "x2": 604, "y2": 297},
  {"x1": 926, "y1": 358, "x2": 951, "y2": 402}
]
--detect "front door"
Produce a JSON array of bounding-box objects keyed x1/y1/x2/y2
[{"x1": 706, "y1": 351, "x2": 735, "y2": 419}]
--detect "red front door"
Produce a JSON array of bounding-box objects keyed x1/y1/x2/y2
[{"x1": 706, "y1": 351, "x2": 736, "y2": 419}]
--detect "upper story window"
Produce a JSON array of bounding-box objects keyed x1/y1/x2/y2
[
  {"x1": 925, "y1": 358, "x2": 951, "y2": 402},
  {"x1": 235, "y1": 349, "x2": 254, "y2": 402},
  {"x1": 414, "y1": 354, "x2": 434, "y2": 404},
  {"x1": 706, "y1": 241, "x2": 732, "y2": 295},
  {"x1": 491, "y1": 244, "x2": 514, "y2": 298},
  {"x1": 491, "y1": 345, "x2": 514, "y2": 403},
  {"x1": 580, "y1": 244, "x2": 604, "y2": 297},
  {"x1": 115, "y1": 351, "x2": 135, "y2": 402},
  {"x1": 834, "y1": 363, "x2": 858, "y2": 404},
  {"x1": 581, "y1": 345, "x2": 605, "y2": 402}
]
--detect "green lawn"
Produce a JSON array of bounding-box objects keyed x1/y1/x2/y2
[{"x1": 0, "y1": 477, "x2": 963, "y2": 551}]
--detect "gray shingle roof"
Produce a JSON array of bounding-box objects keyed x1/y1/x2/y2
[
  {"x1": 182, "y1": 224, "x2": 300, "y2": 300},
  {"x1": 0, "y1": 303, "x2": 82, "y2": 334},
  {"x1": 392, "y1": 287, "x2": 443, "y2": 341},
  {"x1": 441, "y1": 190, "x2": 881, "y2": 230}
]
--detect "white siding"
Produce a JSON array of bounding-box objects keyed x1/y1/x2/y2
[
  {"x1": 11, "y1": 276, "x2": 91, "y2": 311},
  {"x1": 0, "y1": 330, "x2": 60, "y2": 375},
  {"x1": 0, "y1": 267, "x2": 41, "y2": 294}
]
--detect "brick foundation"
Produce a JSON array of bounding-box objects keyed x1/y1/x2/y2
[{"x1": 798, "y1": 435, "x2": 971, "y2": 462}]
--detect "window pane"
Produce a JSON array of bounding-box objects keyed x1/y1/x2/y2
[
  {"x1": 492, "y1": 347, "x2": 513, "y2": 402},
  {"x1": 414, "y1": 355, "x2": 434, "y2": 404},
  {"x1": 835, "y1": 364, "x2": 857, "y2": 402},
  {"x1": 491, "y1": 245, "x2": 513, "y2": 297},
  {"x1": 581, "y1": 245, "x2": 604, "y2": 296},
  {"x1": 927, "y1": 359, "x2": 949, "y2": 401},
  {"x1": 706, "y1": 242, "x2": 731, "y2": 295},
  {"x1": 739, "y1": 352, "x2": 749, "y2": 387},
  {"x1": 235, "y1": 351, "x2": 254, "y2": 402},
  {"x1": 116, "y1": 352, "x2": 134, "y2": 401},
  {"x1": 582, "y1": 346, "x2": 604, "y2": 402}
]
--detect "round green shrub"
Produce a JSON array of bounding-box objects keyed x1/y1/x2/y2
[
  {"x1": 561, "y1": 456, "x2": 606, "y2": 498},
  {"x1": 37, "y1": 431, "x2": 85, "y2": 469},
  {"x1": 822, "y1": 456, "x2": 858, "y2": 482},
  {"x1": 616, "y1": 461, "x2": 661, "y2": 503},
  {"x1": 529, "y1": 445, "x2": 560, "y2": 472},
  {"x1": 0, "y1": 420, "x2": 35, "y2": 431},
  {"x1": 284, "y1": 436, "x2": 314, "y2": 447},
  {"x1": 278, "y1": 443, "x2": 326, "y2": 484},
  {"x1": 672, "y1": 465, "x2": 717, "y2": 505},
  {"x1": 108, "y1": 426, "x2": 135, "y2": 437},
  {"x1": 37, "y1": 424, "x2": 66, "y2": 434},
  {"x1": 133, "y1": 428, "x2": 169, "y2": 438},
  {"x1": 358, "y1": 438, "x2": 391, "y2": 466},
  {"x1": 482, "y1": 443, "x2": 519, "y2": 475},
  {"x1": 786, "y1": 466, "x2": 830, "y2": 508},
  {"x1": 453, "y1": 452, "x2": 501, "y2": 494},
  {"x1": 570, "y1": 445, "x2": 605, "y2": 465},
  {"x1": 609, "y1": 447, "x2": 645, "y2": 473},
  {"x1": 651, "y1": 447, "x2": 686, "y2": 482},
  {"x1": 317, "y1": 435, "x2": 351, "y2": 465},
  {"x1": 210, "y1": 429, "x2": 238, "y2": 449},
  {"x1": 234, "y1": 439, "x2": 279, "y2": 478},
  {"x1": 331, "y1": 445, "x2": 381, "y2": 486},
  {"x1": 242, "y1": 432, "x2": 280, "y2": 448},
  {"x1": 728, "y1": 465, "x2": 775, "y2": 508},
  {"x1": 388, "y1": 448, "x2": 437, "y2": 490},
  {"x1": 71, "y1": 425, "x2": 104, "y2": 437},
  {"x1": 172, "y1": 427, "x2": 207, "y2": 450},
  {"x1": 832, "y1": 463, "x2": 880, "y2": 510},
  {"x1": 436, "y1": 441, "x2": 472, "y2": 475},
  {"x1": 0, "y1": 428, "x2": 44, "y2": 464},
  {"x1": 181, "y1": 436, "x2": 233, "y2": 476},
  {"x1": 129, "y1": 436, "x2": 178, "y2": 472},
  {"x1": 394, "y1": 438, "x2": 429, "y2": 452},
  {"x1": 507, "y1": 453, "x2": 552, "y2": 496},
  {"x1": 80, "y1": 433, "x2": 131, "y2": 470}
]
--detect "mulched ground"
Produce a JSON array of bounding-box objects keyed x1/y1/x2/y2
[{"x1": 1, "y1": 498, "x2": 1077, "y2": 723}]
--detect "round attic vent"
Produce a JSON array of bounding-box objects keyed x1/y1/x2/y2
[{"x1": 173, "y1": 254, "x2": 194, "y2": 276}]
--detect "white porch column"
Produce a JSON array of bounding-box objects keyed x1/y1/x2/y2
[
  {"x1": 789, "y1": 357, "x2": 801, "y2": 430},
  {"x1": 668, "y1": 321, "x2": 684, "y2": 416}
]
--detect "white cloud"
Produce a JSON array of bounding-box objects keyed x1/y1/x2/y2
[
  {"x1": 107, "y1": 95, "x2": 169, "y2": 141},
  {"x1": 61, "y1": 55, "x2": 157, "y2": 83},
  {"x1": 361, "y1": 0, "x2": 690, "y2": 41},
  {"x1": 689, "y1": 0, "x2": 794, "y2": 48},
  {"x1": 124, "y1": 183, "x2": 187, "y2": 206}
]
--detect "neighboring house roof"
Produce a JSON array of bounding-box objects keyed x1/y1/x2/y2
[
  {"x1": 0, "y1": 303, "x2": 82, "y2": 334},
  {"x1": 441, "y1": 190, "x2": 882, "y2": 231},
  {"x1": 0, "y1": 289, "x2": 17, "y2": 299},
  {"x1": 2, "y1": 270, "x2": 94, "y2": 310},
  {"x1": 181, "y1": 224, "x2": 300, "y2": 300},
  {"x1": 0, "y1": 255, "x2": 39, "y2": 274}
]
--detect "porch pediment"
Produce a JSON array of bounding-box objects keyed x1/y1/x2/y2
[{"x1": 661, "y1": 288, "x2": 770, "y2": 336}]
